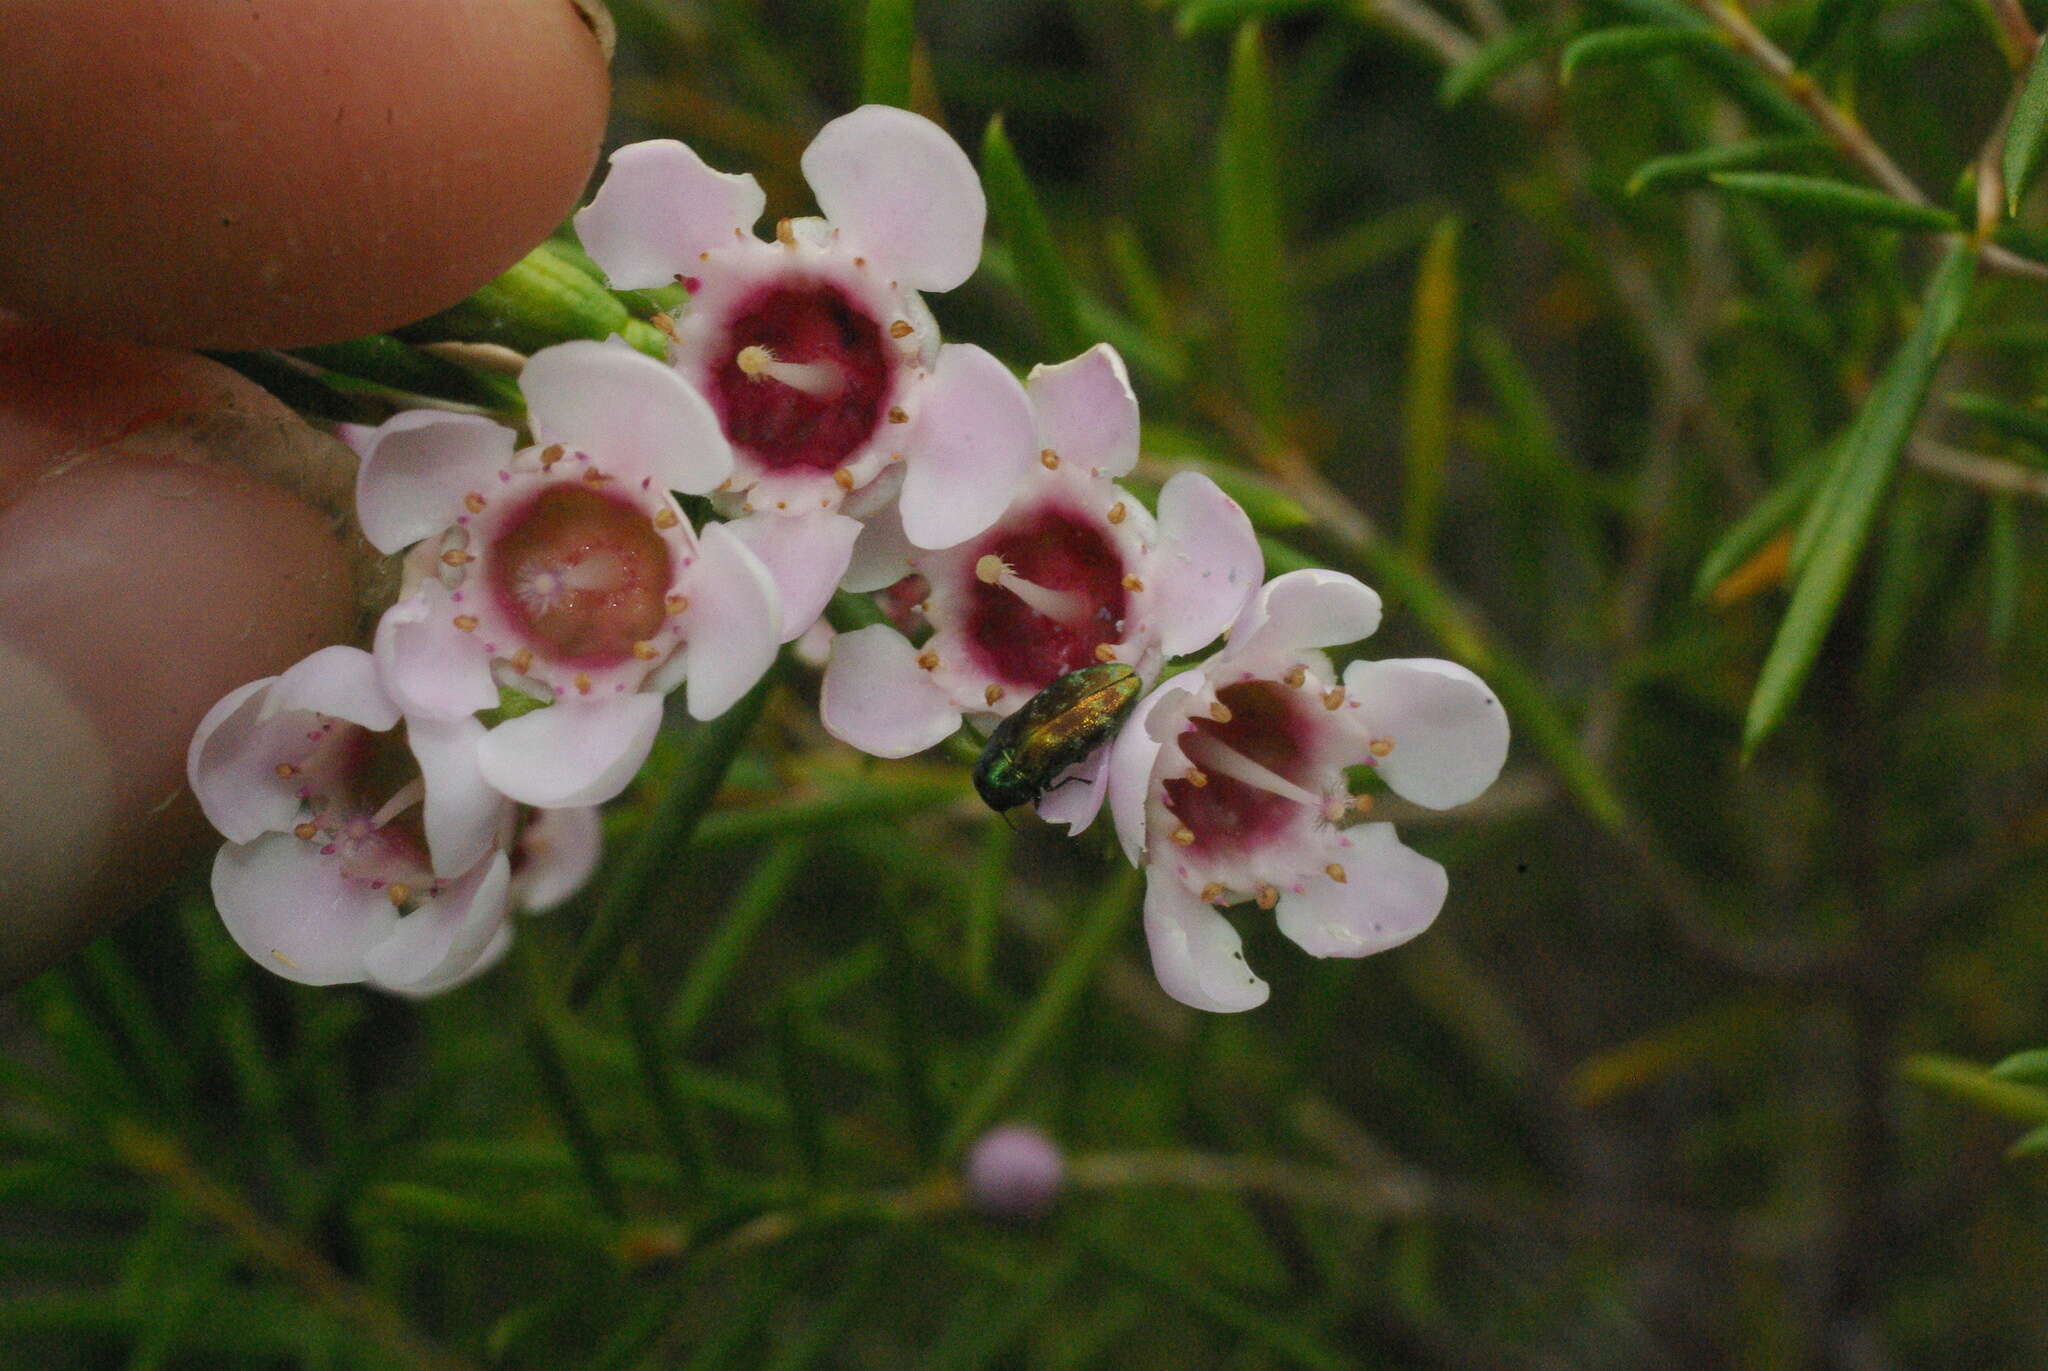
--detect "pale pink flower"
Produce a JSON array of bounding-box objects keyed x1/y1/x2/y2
[
  {"x1": 575, "y1": 105, "x2": 1039, "y2": 582},
  {"x1": 353, "y1": 339, "x2": 781, "y2": 810},
  {"x1": 1105, "y1": 571, "x2": 1509, "y2": 1012},
  {"x1": 819, "y1": 344, "x2": 1260, "y2": 830},
  {"x1": 185, "y1": 647, "x2": 597, "y2": 993}
]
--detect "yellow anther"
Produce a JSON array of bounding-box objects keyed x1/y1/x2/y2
[
  {"x1": 985, "y1": 684, "x2": 1006, "y2": 706},
  {"x1": 1325, "y1": 863, "x2": 1348, "y2": 884},
  {"x1": 887, "y1": 405, "x2": 909, "y2": 424},
  {"x1": 386, "y1": 884, "x2": 412, "y2": 907},
  {"x1": 1170, "y1": 826, "x2": 1196, "y2": 846},
  {"x1": 463, "y1": 492, "x2": 487, "y2": 514},
  {"x1": 834, "y1": 468, "x2": 856, "y2": 490},
  {"x1": 274, "y1": 762, "x2": 297, "y2": 779},
  {"x1": 293, "y1": 822, "x2": 318, "y2": 841},
  {"x1": 652, "y1": 312, "x2": 680, "y2": 341},
  {"x1": 1107, "y1": 501, "x2": 1127, "y2": 524},
  {"x1": 666, "y1": 593, "x2": 689, "y2": 615},
  {"x1": 916, "y1": 650, "x2": 940, "y2": 671},
  {"x1": 653, "y1": 507, "x2": 680, "y2": 529},
  {"x1": 1352, "y1": 793, "x2": 1376, "y2": 814},
  {"x1": 1255, "y1": 884, "x2": 1280, "y2": 910},
  {"x1": 1094, "y1": 643, "x2": 1119, "y2": 663},
  {"x1": 1184, "y1": 767, "x2": 1208, "y2": 788},
  {"x1": 1322, "y1": 687, "x2": 1345, "y2": 711},
  {"x1": 509, "y1": 648, "x2": 534, "y2": 674},
  {"x1": 574, "y1": 673, "x2": 593, "y2": 695},
  {"x1": 1040, "y1": 448, "x2": 1059, "y2": 469},
  {"x1": 776, "y1": 217, "x2": 796, "y2": 246},
  {"x1": 889, "y1": 319, "x2": 914, "y2": 339},
  {"x1": 453, "y1": 615, "x2": 479, "y2": 633},
  {"x1": 1200, "y1": 882, "x2": 1227, "y2": 904},
  {"x1": 440, "y1": 548, "x2": 470, "y2": 567},
  {"x1": 1208, "y1": 700, "x2": 1233, "y2": 723},
  {"x1": 1283, "y1": 664, "x2": 1307, "y2": 688},
  {"x1": 631, "y1": 640, "x2": 660, "y2": 661},
  {"x1": 1121, "y1": 574, "x2": 1144, "y2": 592},
  {"x1": 1369, "y1": 738, "x2": 1394, "y2": 757},
  {"x1": 540, "y1": 443, "x2": 565, "y2": 469}
]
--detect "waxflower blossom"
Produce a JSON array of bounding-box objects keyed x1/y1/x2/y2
[
  {"x1": 818, "y1": 343, "x2": 1261, "y2": 829},
  {"x1": 186, "y1": 646, "x2": 598, "y2": 993},
  {"x1": 1106, "y1": 570, "x2": 1509, "y2": 1012},
  {"x1": 352, "y1": 339, "x2": 782, "y2": 810},
  {"x1": 575, "y1": 104, "x2": 1040, "y2": 584},
  {"x1": 964, "y1": 1124, "x2": 1065, "y2": 1220}
]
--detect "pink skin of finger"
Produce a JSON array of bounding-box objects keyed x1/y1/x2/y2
[{"x1": 0, "y1": 318, "x2": 360, "y2": 984}]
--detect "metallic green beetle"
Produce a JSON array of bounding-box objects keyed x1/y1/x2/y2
[{"x1": 973, "y1": 662, "x2": 1144, "y2": 812}]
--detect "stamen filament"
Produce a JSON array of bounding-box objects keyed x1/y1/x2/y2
[
  {"x1": 735, "y1": 344, "x2": 845, "y2": 401},
  {"x1": 370, "y1": 778, "x2": 427, "y2": 829},
  {"x1": 1180, "y1": 734, "x2": 1322, "y2": 808},
  {"x1": 974, "y1": 554, "x2": 1091, "y2": 623}
]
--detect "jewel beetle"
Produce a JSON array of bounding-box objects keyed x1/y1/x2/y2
[{"x1": 973, "y1": 662, "x2": 1144, "y2": 812}]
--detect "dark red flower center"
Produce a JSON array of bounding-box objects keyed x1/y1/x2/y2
[
  {"x1": 1162, "y1": 682, "x2": 1314, "y2": 856},
  {"x1": 709, "y1": 280, "x2": 891, "y2": 473},
  {"x1": 963, "y1": 506, "x2": 1128, "y2": 689},
  {"x1": 487, "y1": 484, "x2": 672, "y2": 668}
]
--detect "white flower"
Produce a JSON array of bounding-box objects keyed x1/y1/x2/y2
[
  {"x1": 819, "y1": 344, "x2": 1260, "y2": 831},
  {"x1": 185, "y1": 646, "x2": 600, "y2": 993},
  {"x1": 575, "y1": 105, "x2": 1040, "y2": 596},
  {"x1": 352, "y1": 339, "x2": 781, "y2": 809},
  {"x1": 1105, "y1": 571, "x2": 1509, "y2": 1012}
]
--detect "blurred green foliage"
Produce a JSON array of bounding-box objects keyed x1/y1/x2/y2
[{"x1": 16, "y1": 0, "x2": 2048, "y2": 1365}]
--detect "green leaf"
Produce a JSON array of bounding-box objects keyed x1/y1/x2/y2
[
  {"x1": 1992, "y1": 1047, "x2": 2048, "y2": 1084},
  {"x1": 2005, "y1": 40, "x2": 2048, "y2": 213},
  {"x1": 1402, "y1": 217, "x2": 1461, "y2": 555},
  {"x1": 1626, "y1": 135, "x2": 1835, "y2": 197},
  {"x1": 1559, "y1": 25, "x2": 1725, "y2": 84},
  {"x1": 1946, "y1": 390, "x2": 2048, "y2": 454},
  {"x1": 1707, "y1": 172, "x2": 1960, "y2": 232},
  {"x1": 412, "y1": 240, "x2": 666, "y2": 359},
  {"x1": 522, "y1": 1007, "x2": 626, "y2": 1220},
  {"x1": 1693, "y1": 451, "x2": 1828, "y2": 602},
  {"x1": 2009, "y1": 1122, "x2": 2048, "y2": 1159},
  {"x1": 860, "y1": 0, "x2": 916, "y2": 109},
  {"x1": 941, "y1": 866, "x2": 1140, "y2": 1156},
  {"x1": 1217, "y1": 24, "x2": 1291, "y2": 425},
  {"x1": 981, "y1": 115, "x2": 1088, "y2": 357},
  {"x1": 664, "y1": 839, "x2": 810, "y2": 1046},
  {"x1": 1177, "y1": 0, "x2": 1332, "y2": 35},
  {"x1": 1438, "y1": 24, "x2": 1546, "y2": 107},
  {"x1": 566, "y1": 676, "x2": 775, "y2": 1006},
  {"x1": 1744, "y1": 242, "x2": 1975, "y2": 756},
  {"x1": 1903, "y1": 1052, "x2": 2048, "y2": 1122}
]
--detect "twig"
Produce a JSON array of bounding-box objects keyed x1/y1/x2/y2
[
  {"x1": 1910, "y1": 436, "x2": 2048, "y2": 497},
  {"x1": 1690, "y1": 0, "x2": 2048, "y2": 281},
  {"x1": 111, "y1": 1121, "x2": 480, "y2": 1371}
]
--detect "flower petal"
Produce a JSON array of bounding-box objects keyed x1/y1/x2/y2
[
  {"x1": 408, "y1": 714, "x2": 507, "y2": 878},
  {"x1": 1143, "y1": 876, "x2": 1269, "y2": 1013},
  {"x1": 801, "y1": 105, "x2": 985, "y2": 292},
  {"x1": 1228, "y1": 569, "x2": 1383, "y2": 670},
  {"x1": 840, "y1": 495, "x2": 916, "y2": 593},
  {"x1": 1341, "y1": 658, "x2": 1509, "y2": 809},
  {"x1": 511, "y1": 806, "x2": 603, "y2": 913},
  {"x1": 521, "y1": 338, "x2": 733, "y2": 494},
  {"x1": 269, "y1": 645, "x2": 401, "y2": 731},
  {"x1": 900, "y1": 343, "x2": 1037, "y2": 549},
  {"x1": 212, "y1": 835, "x2": 397, "y2": 986},
  {"x1": 187, "y1": 677, "x2": 300, "y2": 843},
  {"x1": 574, "y1": 138, "x2": 767, "y2": 290},
  {"x1": 362, "y1": 852, "x2": 513, "y2": 995},
  {"x1": 354, "y1": 411, "x2": 516, "y2": 554},
  {"x1": 723, "y1": 509, "x2": 862, "y2": 642},
  {"x1": 1107, "y1": 677, "x2": 1189, "y2": 866},
  {"x1": 1150, "y1": 472, "x2": 1263, "y2": 658},
  {"x1": 1035, "y1": 745, "x2": 1110, "y2": 835},
  {"x1": 820, "y1": 624, "x2": 960, "y2": 758},
  {"x1": 677, "y1": 522, "x2": 782, "y2": 719},
  {"x1": 374, "y1": 586, "x2": 497, "y2": 721},
  {"x1": 476, "y1": 696, "x2": 664, "y2": 809},
  {"x1": 1027, "y1": 344, "x2": 1138, "y2": 477},
  {"x1": 1274, "y1": 823, "x2": 1446, "y2": 958}
]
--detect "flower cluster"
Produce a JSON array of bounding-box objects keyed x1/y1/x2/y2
[{"x1": 186, "y1": 105, "x2": 1508, "y2": 1010}]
